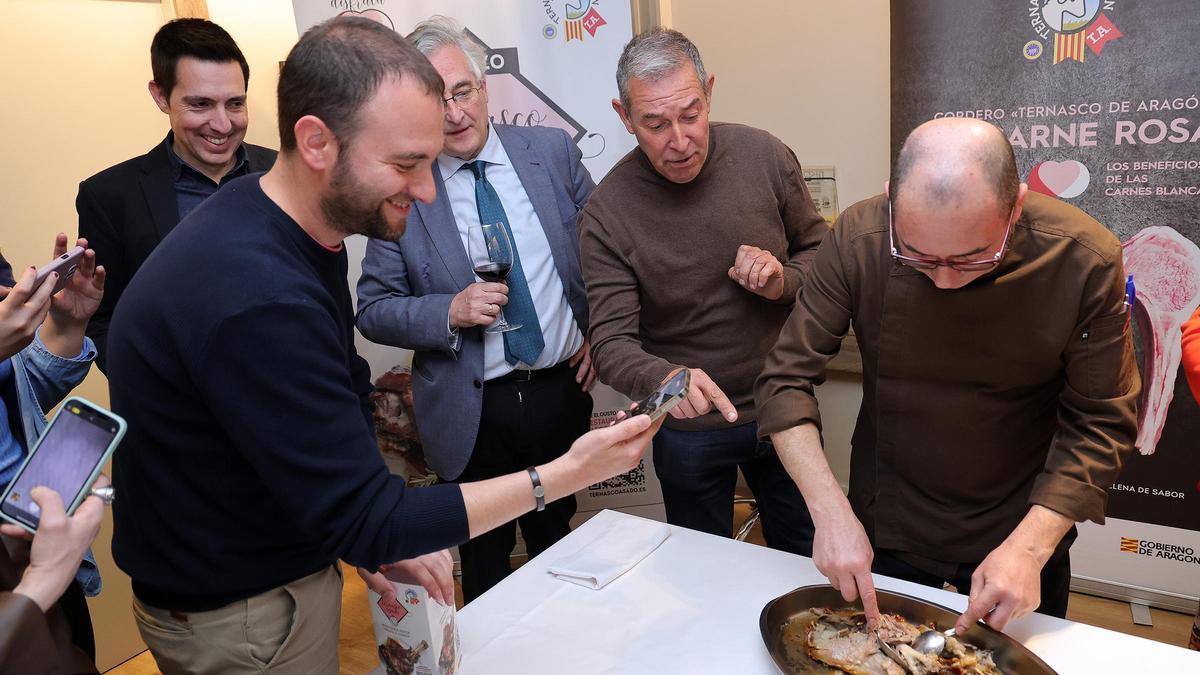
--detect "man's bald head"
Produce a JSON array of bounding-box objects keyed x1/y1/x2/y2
[{"x1": 891, "y1": 118, "x2": 1019, "y2": 216}]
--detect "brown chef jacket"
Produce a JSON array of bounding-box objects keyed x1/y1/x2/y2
[{"x1": 756, "y1": 191, "x2": 1139, "y2": 563}]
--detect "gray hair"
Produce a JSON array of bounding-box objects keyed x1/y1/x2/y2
[
  {"x1": 407, "y1": 15, "x2": 488, "y2": 82},
  {"x1": 616, "y1": 28, "x2": 708, "y2": 112}
]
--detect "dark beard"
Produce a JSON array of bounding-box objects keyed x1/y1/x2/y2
[{"x1": 320, "y1": 157, "x2": 404, "y2": 240}]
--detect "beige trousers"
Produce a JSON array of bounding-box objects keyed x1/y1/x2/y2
[{"x1": 133, "y1": 565, "x2": 343, "y2": 675}]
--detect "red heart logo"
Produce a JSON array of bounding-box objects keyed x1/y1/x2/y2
[{"x1": 1028, "y1": 160, "x2": 1091, "y2": 199}]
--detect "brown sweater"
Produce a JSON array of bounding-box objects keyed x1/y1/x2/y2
[
  {"x1": 756, "y1": 192, "x2": 1139, "y2": 563},
  {"x1": 579, "y1": 122, "x2": 827, "y2": 429}
]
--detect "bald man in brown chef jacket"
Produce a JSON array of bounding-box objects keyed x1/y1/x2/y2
[{"x1": 756, "y1": 117, "x2": 1138, "y2": 636}]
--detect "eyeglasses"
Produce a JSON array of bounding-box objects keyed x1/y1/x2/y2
[
  {"x1": 888, "y1": 199, "x2": 1015, "y2": 272},
  {"x1": 443, "y1": 85, "x2": 483, "y2": 108}
]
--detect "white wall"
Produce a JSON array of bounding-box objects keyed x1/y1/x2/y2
[
  {"x1": 670, "y1": 0, "x2": 891, "y2": 486},
  {"x1": 671, "y1": 0, "x2": 890, "y2": 207}
]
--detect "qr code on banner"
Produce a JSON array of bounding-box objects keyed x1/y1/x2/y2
[{"x1": 589, "y1": 461, "x2": 646, "y2": 491}]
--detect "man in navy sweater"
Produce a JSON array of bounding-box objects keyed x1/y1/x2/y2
[{"x1": 107, "y1": 17, "x2": 661, "y2": 675}]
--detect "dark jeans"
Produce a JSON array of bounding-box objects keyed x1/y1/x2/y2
[
  {"x1": 872, "y1": 529, "x2": 1076, "y2": 619},
  {"x1": 456, "y1": 365, "x2": 592, "y2": 603},
  {"x1": 60, "y1": 578, "x2": 96, "y2": 661},
  {"x1": 652, "y1": 422, "x2": 815, "y2": 556}
]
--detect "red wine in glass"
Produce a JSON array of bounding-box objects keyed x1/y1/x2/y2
[
  {"x1": 472, "y1": 262, "x2": 511, "y2": 283},
  {"x1": 468, "y1": 223, "x2": 521, "y2": 333}
]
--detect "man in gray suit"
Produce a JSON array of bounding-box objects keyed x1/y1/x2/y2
[{"x1": 356, "y1": 16, "x2": 596, "y2": 602}]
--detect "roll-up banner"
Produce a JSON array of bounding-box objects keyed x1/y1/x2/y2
[{"x1": 891, "y1": 0, "x2": 1200, "y2": 610}]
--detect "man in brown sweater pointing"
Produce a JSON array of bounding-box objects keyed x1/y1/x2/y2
[{"x1": 578, "y1": 28, "x2": 826, "y2": 554}]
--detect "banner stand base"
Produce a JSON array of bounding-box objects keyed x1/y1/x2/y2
[
  {"x1": 1071, "y1": 575, "x2": 1199, "y2": 614},
  {"x1": 1130, "y1": 602, "x2": 1155, "y2": 626}
]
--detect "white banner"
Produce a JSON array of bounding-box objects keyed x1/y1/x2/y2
[
  {"x1": 1073, "y1": 520, "x2": 1200, "y2": 610},
  {"x1": 291, "y1": 0, "x2": 632, "y2": 179},
  {"x1": 290, "y1": 0, "x2": 661, "y2": 524}
]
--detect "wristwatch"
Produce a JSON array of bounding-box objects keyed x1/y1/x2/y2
[{"x1": 526, "y1": 466, "x2": 545, "y2": 512}]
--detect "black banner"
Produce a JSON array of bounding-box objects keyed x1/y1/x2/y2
[{"x1": 891, "y1": 0, "x2": 1200, "y2": 530}]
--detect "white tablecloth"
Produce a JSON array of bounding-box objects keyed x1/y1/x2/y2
[{"x1": 458, "y1": 509, "x2": 1200, "y2": 674}]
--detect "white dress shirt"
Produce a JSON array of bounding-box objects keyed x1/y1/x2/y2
[{"x1": 440, "y1": 124, "x2": 583, "y2": 380}]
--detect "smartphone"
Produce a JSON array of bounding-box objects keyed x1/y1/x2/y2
[
  {"x1": 629, "y1": 369, "x2": 692, "y2": 421},
  {"x1": 32, "y1": 246, "x2": 86, "y2": 295},
  {"x1": 0, "y1": 397, "x2": 126, "y2": 533}
]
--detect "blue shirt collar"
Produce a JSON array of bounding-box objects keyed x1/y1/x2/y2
[{"x1": 163, "y1": 131, "x2": 249, "y2": 184}]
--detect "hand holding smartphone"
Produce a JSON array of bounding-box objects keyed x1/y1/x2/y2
[
  {"x1": 32, "y1": 246, "x2": 86, "y2": 296},
  {"x1": 0, "y1": 397, "x2": 125, "y2": 533},
  {"x1": 627, "y1": 369, "x2": 692, "y2": 421}
]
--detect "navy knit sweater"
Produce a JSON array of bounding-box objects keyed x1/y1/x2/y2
[{"x1": 108, "y1": 174, "x2": 468, "y2": 611}]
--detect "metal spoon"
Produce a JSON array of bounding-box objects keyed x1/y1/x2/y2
[
  {"x1": 912, "y1": 626, "x2": 957, "y2": 655},
  {"x1": 876, "y1": 631, "x2": 913, "y2": 673},
  {"x1": 916, "y1": 604, "x2": 997, "y2": 654}
]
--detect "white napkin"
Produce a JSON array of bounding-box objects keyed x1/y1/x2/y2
[{"x1": 546, "y1": 515, "x2": 671, "y2": 589}]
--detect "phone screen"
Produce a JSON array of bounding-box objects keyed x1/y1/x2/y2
[
  {"x1": 2, "y1": 404, "x2": 118, "y2": 527},
  {"x1": 630, "y1": 370, "x2": 690, "y2": 420}
]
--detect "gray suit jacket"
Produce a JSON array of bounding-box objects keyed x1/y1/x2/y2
[{"x1": 356, "y1": 124, "x2": 594, "y2": 480}]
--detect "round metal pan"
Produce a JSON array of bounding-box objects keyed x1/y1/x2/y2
[{"x1": 759, "y1": 584, "x2": 1058, "y2": 674}]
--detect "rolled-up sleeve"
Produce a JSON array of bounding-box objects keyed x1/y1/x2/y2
[
  {"x1": 756, "y1": 222, "x2": 854, "y2": 438},
  {"x1": 21, "y1": 331, "x2": 95, "y2": 412}
]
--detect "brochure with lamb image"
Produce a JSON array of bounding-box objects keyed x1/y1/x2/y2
[{"x1": 368, "y1": 580, "x2": 459, "y2": 675}]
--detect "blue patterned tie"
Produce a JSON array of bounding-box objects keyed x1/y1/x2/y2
[{"x1": 467, "y1": 161, "x2": 545, "y2": 366}]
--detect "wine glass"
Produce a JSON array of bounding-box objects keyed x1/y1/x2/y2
[{"x1": 467, "y1": 222, "x2": 521, "y2": 333}]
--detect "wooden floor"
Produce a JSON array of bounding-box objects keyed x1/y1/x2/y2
[{"x1": 106, "y1": 506, "x2": 1197, "y2": 673}]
